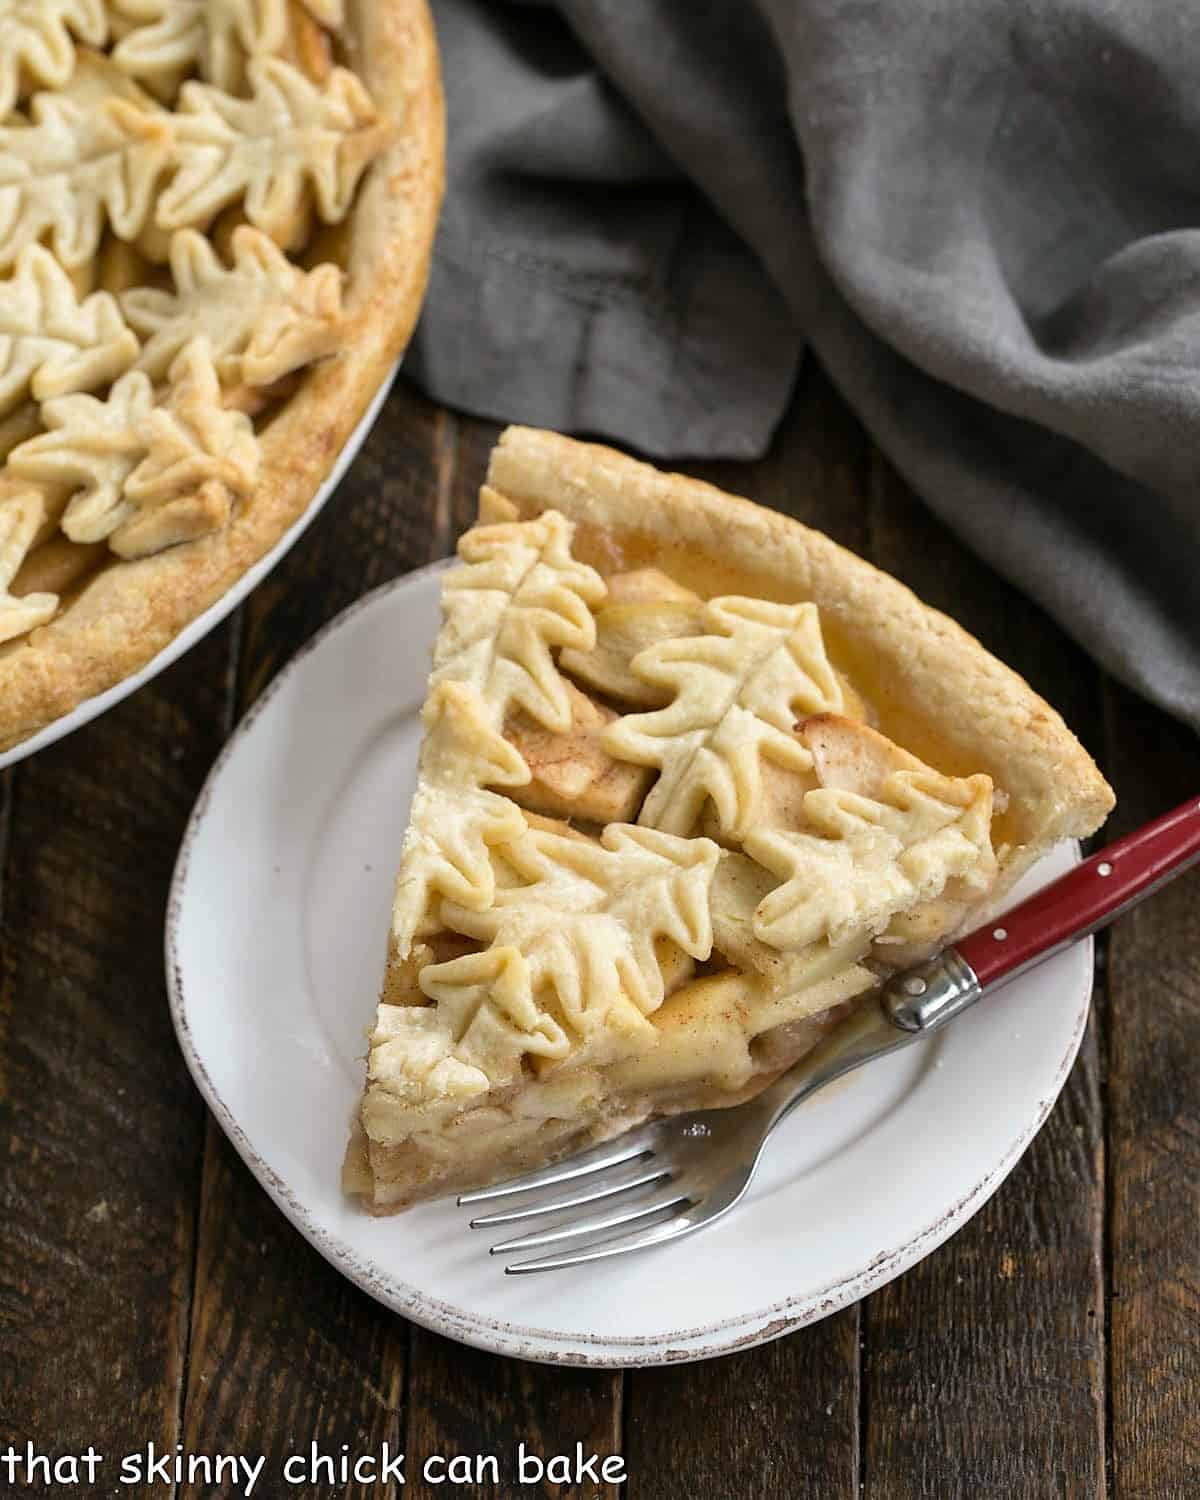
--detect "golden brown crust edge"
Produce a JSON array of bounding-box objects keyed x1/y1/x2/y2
[
  {"x1": 0, "y1": 0, "x2": 445, "y2": 752},
  {"x1": 484, "y1": 425, "x2": 1114, "y2": 877}
]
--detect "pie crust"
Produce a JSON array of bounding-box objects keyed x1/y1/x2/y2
[
  {"x1": 0, "y1": 0, "x2": 443, "y2": 751},
  {"x1": 346, "y1": 426, "x2": 1114, "y2": 1212}
]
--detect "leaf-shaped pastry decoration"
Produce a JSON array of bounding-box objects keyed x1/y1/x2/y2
[
  {"x1": 111, "y1": 0, "x2": 286, "y2": 94},
  {"x1": 745, "y1": 763, "x2": 997, "y2": 952},
  {"x1": 9, "y1": 368, "x2": 154, "y2": 543},
  {"x1": 390, "y1": 512, "x2": 607, "y2": 956},
  {"x1": 604, "y1": 597, "x2": 844, "y2": 838},
  {"x1": 0, "y1": 244, "x2": 139, "y2": 419},
  {"x1": 114, "y1": 337, "x2": 259, "y2": 557},
  {"x1": 376, "y1": 824, "x2": 720, "y2": 1104},
  {"x1": 708, "y1": 848, "x2": 867, "y2": 1001},
  {"x1": 0, "y1": 489, "x2": 58, "y2": 645},
  {"x1": 0, "y1": 0, "x2": 107, "y2": 118},
  {"x1": 390, "y1": 684, "x2": 535, "y2": 957},
  {"x1": 122, "y1": 225, "x2": 342, "y2": 386},
  {"x1": 560, "y1": 598, "x2": 705, "y2": 708},
  {"x1": 156, "y1": 58, "x2": 391, "y2": 245},
  {"x1": 9, "y1": 338, "x2": 258, "y2": 553},
  {"x1": 435, "y1": 509, "x2": 607, "y2": 731},
  {"x1": 438, "y1": 823, "x2": 719, "y2": 1028},
  {"x1": 0, "y1": 85, "x2": 170, "y2": 270},
  {"x1": 369, "y1": 945, "x2": 569, "y2": 1111}
]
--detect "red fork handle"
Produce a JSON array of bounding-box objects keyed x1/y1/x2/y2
[{"x1": 956, "y1": 795, "x2": 1200, "y2": 990}]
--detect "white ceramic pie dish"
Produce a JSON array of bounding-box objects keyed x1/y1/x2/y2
[
  {"x1": 166, "y1": 562, "x2": 1093, "y2": 1367},
  {"x1": 0, "y1": 362, "x2": 400, "y2": 772}
]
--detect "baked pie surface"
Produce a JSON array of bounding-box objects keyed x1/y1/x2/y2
[
  {"x1": 345, "y1": 426, "x2": 1115, "y2": 1212},
  {"x1": 0, "y1": 0, "x2": 442, "y2": 751}
]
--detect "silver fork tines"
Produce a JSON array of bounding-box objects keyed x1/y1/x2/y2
[
  {"x1": 468, "y1": 1165, "x2": 674, "y2": 1230},
  {"x1": 507, "y1": 1212, "x2": 704, "y2": 1274},
  {"x1": 457, "y1": 1135, "x2": 655, "y2": 1207},
  {"x1": 490, "y1": 1190, "x2": 693, "y2": 1257}
]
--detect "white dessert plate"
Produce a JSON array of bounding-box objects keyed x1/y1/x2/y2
[
  {"x1": 0, "y1": 363, "x2": 399, "y2": 771},
  {"x1": 166, "y1": 562, "x2": 1092, "y2": 1367}
]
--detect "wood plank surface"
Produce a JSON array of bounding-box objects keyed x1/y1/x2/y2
[
  {"x1": 860, "y1": 449, "x2": 1109, "y2": 1500},
  {"x1": 1104, "y1": 683, "x2": 1200, "y2": 1500},
  {"x1": 0, "y1": 627, "x2": 232, "y2": 1497},
  {"x1": 404, "y1": 1338, "x2": 623, "y2": 1500}
]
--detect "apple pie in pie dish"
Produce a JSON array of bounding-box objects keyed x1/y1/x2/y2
[
  {"x1": 344, "y1": 426, "x2": 1114, "y2": 1212},
  {"x1": 0, "y1": 0, "x2": 442, "y2": 751}
]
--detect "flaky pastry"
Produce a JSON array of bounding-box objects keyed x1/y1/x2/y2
[{"x1": 345, "y1": 428, "x2": 1114, "y2": 1212}]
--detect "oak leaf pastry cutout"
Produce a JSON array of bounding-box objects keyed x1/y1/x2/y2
[
  {"x1": 0, "y1": 489, "x2": 58, "y2": 645},
  {"x1": 0, "y1": 244, "x2": 138, "y2": 418},
  {"x1": 115, "y1": 337, "x2": 260, "y2": 558},
  {"x1": 122, "y1": 225, "x2": 343, "y2": 387},
  {"x1": 745, "y1": 717, "x2": 998, "y2": 952},
  {"x1": 0, "y1": 81, "x2": 171, "y2": 269},
  {"x1": 9, "y1": 366, "x2": 155, "y2": 543},
  {"x1": 111, "y1": 0, "x2": 287, "y2": 95},
  {"x1": 392, "y1": 685, "x2": 530, "y2": 950},
  {"x1": 373, "y1": 823, "x2": 719, "y2": 1118},
  {"x1": 391, "y1": 511, "x2": 606, "y2": 953},
  {"x1": 158, "y1": 58, "x2": 391, "y2": 247},
  {"x1": 437, "y1": 823, "x2": 719, "y2": 1047},
  {"x1": 345, "y1": 426, "x2": 1115, "y2": 1213},
  {"x1": 603, "y1": 597, "x2": 844, "y2": 839},
  {"x1": 0, "y1": 0, "x2": 107, "y2": 117},
  {"x1": 8, "y1": 339, "x2": 259, "y2": 554},
  {"x1": 0, "y1": 0, "x2": 441, "y2": 755}
]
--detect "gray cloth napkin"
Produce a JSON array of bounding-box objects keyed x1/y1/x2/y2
[{"x1": 405, "y1": 0, "x2": 1200, "y2": 734}]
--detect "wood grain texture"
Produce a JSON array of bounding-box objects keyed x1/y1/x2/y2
[
  {"x1": 1104, "y1": 683, "x2": 1200, "y2": 1500},
  {"x1": 625, "y1": 1315, "x2": 861, "y2": 1500},
  {"x1": 178, "y1": 1125, "x2": 407, "y2": 1499},
  {"x1": 404, "y1": 1335, "x2": 623, "y2": 1500},
  {"x1": 0, "y1": 627, "x2": 231, "y2": 1496},
  {"x1": 861, "y1": 450, "x2": 1108, "y2": 1500},
  {"x1": 623, "y1": 361, "x2": 868, "y2": 1500}
]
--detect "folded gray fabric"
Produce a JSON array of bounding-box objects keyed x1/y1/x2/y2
[{"x1": 405, "y1": 0, "x2": 1200, "y2": 734}]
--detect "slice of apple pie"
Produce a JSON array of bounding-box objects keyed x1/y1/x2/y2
[{"x1": 344, "y1": 426, "x2": 1114, "y2": 1212}]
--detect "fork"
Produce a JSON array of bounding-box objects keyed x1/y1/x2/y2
[{"x1": 460, "y1": 796, "x2": 1200, "y2": 1273}]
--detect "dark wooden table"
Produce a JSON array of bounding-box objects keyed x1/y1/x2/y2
[{"x1": 1, "y1": 360, "x2": 1197, "y2": 1500}]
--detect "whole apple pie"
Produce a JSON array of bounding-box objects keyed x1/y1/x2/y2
[
  {"x1": 0, "y1": 0, "x2": 442, "y2": 750},
  {"x1": 344, "y1": 426, "x2": 1114, "y2": 1212}
]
